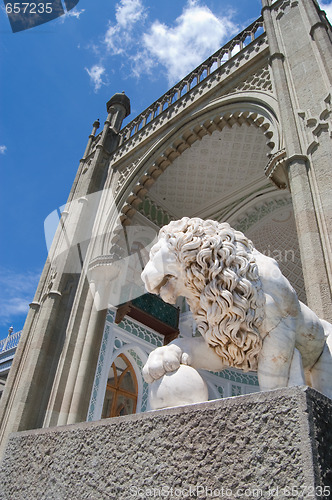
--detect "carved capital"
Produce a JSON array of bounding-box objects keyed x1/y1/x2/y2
[
  {"x1": 47, "y1": 290, "x2": 62, "y2": 299},
  {"x1": 285, "y1": 154, "x2": 308, "y2": 166},
  {"x1": 87, "y1": 255, "x2": 124, "y2": 311},
  {"x1": 310, "y1": 21, "x2": 328, "y2": 38},
  {"x1": 268, "y1": 52, "x2": 285, "y2": 64},
  {"x1": 29, "y1": 301, "x2": 41, "y2": 311}
]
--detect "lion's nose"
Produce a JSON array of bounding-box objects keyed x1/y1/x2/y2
[
  {"x1": 141, "y1": 266, "x2": 148, "y2": 286},
  {"x1": 141, "y1": 262, "x2": 166, "y2": 294},
  {"x1": 141, "y1": 262, "x2": 157, "y2": 291}
]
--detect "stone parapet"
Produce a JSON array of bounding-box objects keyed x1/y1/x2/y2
[{"x1": 0, "y1": 386, "x2": 331, "y2": 499}]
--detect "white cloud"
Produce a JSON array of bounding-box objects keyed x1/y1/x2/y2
[
  {"x1": 85, "y1": 64, "x2": 106, "y2": 92},
  {"x1": 104, "y1": 0, "x2": 146, "y2": 55},
  {"x1": 89, "y1": 0, "x2": 238, "y2": 91},
  {"x1": 58, "y1": 8, "x2": 85, "y2": 23},
  {"x1": 66, "y1": 8, "x2": 85, "y2": 19},
  {"x1": 0, "y1": 268, "x2": 41, "y2": 327},
  {"x1": 320, "y1": 1, "x2": 332, "y2": 22},
  {"x1": 1, "y1": 298, "x2": 29, "y2": 318},
  {"x1": 0, "y1": 145, "x2": 7, "y2": 154},
  {"x1": 130, "y1": 50, "x2": 155, "y2": 78},
  {"x1": 115, "y1": 0, "x2": 145, "y2": 28},
  {"x1": 104, "y1": 25, "x2": 128, "y2": 55},
  {"x1": 88, "y1": 0, "x2": 146, "y2": 91},
  {"x1": 142, "y1": 2, "x2": 238, "y2": 84}
]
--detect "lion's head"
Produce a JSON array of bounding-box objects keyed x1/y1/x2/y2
[{"x1": 141, "y1": 217, "x2": 265, "y2": 371}]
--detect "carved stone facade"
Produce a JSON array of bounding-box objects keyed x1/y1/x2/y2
[{"x1": 1, "y1": 0, "x2": 332, "y2": 459}]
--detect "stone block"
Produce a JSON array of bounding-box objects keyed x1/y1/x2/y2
[{"x1": 0, "y1": 386, "x2": 331, "y2": 499}]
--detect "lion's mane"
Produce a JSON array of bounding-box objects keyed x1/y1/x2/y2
[{"x1": 159, "y1": 217, "x2": 266, "y2": 371}]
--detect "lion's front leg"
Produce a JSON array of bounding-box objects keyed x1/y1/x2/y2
[
  {"x1": 143, "y1": 338, "x2": 225, "y2": 410},
  {"x1": 143, "y1": 337, "x2": 225, "y2": 383},
  {"x1": 258, "y1": 320, "x2": 299, "y2": 391},
  {"x1": 143, "y1": 341, "x2": 206, "y2": 410},
  {"x1": 142, "y1": 344, "x2": 185, "y2": 383}
]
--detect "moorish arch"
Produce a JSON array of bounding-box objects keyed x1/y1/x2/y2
[
  {"x1": 94, "y1": 95, "x2": 283, "y2": 265},
  {"x1": 115, "y1": 95, "x2": 282, "y2": 230}
]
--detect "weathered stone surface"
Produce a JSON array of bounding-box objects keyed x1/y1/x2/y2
[{"x1": 0, "y1": 387, "x2": 331, "y2": 499}]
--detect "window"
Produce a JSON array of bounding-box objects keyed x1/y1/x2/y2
[{"x1": 101, "y1": 353, "x2": 138, "y2": 418}]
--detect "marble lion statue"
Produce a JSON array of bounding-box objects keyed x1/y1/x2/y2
[{"x1": 141, "y1": 217, "x2": 332, "y2": 405}]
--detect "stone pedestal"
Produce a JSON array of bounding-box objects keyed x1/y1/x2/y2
[{"x1": 0, "y1": 387, "x2": 331, "y2": 499}]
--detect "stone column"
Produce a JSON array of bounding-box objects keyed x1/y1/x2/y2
[
  {"x1": 262, "y1": 0, "x2": 332, "y2": 321},
  {"x1": 285, "y1": 156, "x2": 332, "y2": 319},
  {"x1": 66, "y1": 303, "x2": 107, "y2": 425}
]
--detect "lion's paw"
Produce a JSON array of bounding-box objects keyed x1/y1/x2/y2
[{"x1": 143, "y1": 344, "x2": 187, "y2": 383}]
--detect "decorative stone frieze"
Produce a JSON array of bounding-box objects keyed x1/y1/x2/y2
[
  {"x1": 274, "y1": 0, "x2": 299, "y2": 20},
  {"x1": 232, "y1": 195, "x2": 292, "y2": 233},
  {"x1": 137, "y1": 197, "x2": 174, "y2": 228},
  {"x1": 232, "y1": 65, "x2": 273, "y2": 94},
  {"x1": 114, "y1": 158, "x2": 141, "y2": 196},
  {"x1": 298, "y1": 92, "x2": 332, "y2": 154},
  {"x1": 264, "y1": 148, "x2": 288, "y2": 188}
]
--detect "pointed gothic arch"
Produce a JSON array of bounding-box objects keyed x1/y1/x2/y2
[
  {"x1": 93, "y1": 95, "x2": 283, "y2": 262},
  {"x1": 115, "y1": 96, "x2": 282, "y2": 231}
]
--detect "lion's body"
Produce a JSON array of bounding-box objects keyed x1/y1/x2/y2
[{"x1": 141, "y1": 217, "x2": 332, "y2": 399}]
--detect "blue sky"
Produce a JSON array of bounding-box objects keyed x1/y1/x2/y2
[{"x1": 1, "y1": 0, "x2": 331, "y2": 340}]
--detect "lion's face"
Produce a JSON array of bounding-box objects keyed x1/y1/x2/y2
[{"x1": 141, "y1": 238, "x2": 188, "y2": 304}]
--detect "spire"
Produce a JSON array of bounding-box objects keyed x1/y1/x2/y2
[
  {"x1": 106, "y1": 91, "x2": 131, "y2": 117},
  {"x1": 106, "y1": 92, "x2": 131, "y2": 133}
]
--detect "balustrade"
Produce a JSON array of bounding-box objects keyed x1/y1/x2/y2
[
  {"x1": 117, "y1": 17, "x2": 264, "y2": 148},
  {"x1": 0, "y1": 330, "x2": 22, "y2": 354}
]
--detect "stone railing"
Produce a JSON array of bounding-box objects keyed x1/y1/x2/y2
[
  {"x1": 0, "y1": 330, "x2": 22, "y2": 354},
  {"x1": 117, "y1": 17, "x2": 264, "y2": 148}
]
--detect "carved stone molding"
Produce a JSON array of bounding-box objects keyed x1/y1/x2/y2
[
  {"x1": 114, "y1": 158, "x2": 141, "y2": 197},
  {"x1": 264, "y1": 148, "x2": 288, "y2": 189},
  {"x1": 298, "y1": 92, "x2": 332, "y2": 154},
  {"x1": 231, "y1": 65, "x2": 273, "y2": 95},
  {"x1": 40, "y1": 268, "x2": 58, "y2": 302},
  {"x1": 137, "y1": 197, "x2": 174, "y2": 228},
  {"x1": 274, "y1": 0, "x2": 299, "y2": 20},
  {"x1": 232, "y1": 195, "x2": 293, "y2": 233}
]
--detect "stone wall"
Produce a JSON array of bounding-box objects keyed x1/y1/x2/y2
[{"x1": 0, "y1": 386, "x2": 331, "y2": 499}]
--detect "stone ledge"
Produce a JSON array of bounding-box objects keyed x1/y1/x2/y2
[{"x1": 0, "y1": 386, "x2": 331, "y2": 499}]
